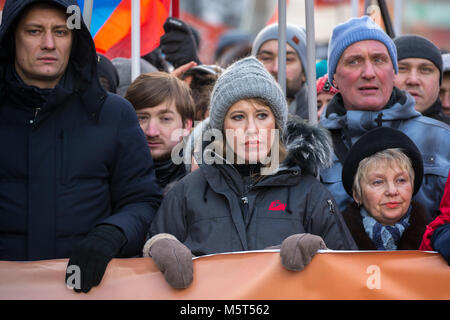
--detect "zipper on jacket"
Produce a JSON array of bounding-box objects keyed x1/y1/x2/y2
[
  {"x1": 327, "y1": 199, "x2": 335, "y2": 214},
  {"x1": 241, "y1": 196, "x2": 250, "y2": 224},
  {"x1": 30, "y1": 108, "x2": 41, "y2": 124}
]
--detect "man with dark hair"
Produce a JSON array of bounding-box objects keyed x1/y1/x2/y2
[
  {"x1": 125, "y1": 72, "x2": 195, "y2": 194},
  {"x1": 181, "y1": 64, "x2": 223, "y2": 121},
  {"x1": 394, "y1": 35, "x2": 450, "y2": 124},
  {"x1": 0, "y1": 0, "x2": 162, "y2": 293}
]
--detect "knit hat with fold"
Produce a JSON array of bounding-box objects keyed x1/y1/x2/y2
[
  {"x1": 394, "y1": 34, "x2": 443, "y2": 85},
  {"x1": 327, "y1": 15, "x2": 398, "y2": 86},
  {"x1": 209, "y1": 56, "x2": 288, "y2": 133},
  {"x1": 251, "y1": 23, "x2": 308, "y2": 79}
]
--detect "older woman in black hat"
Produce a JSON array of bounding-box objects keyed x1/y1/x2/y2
[{"x1": 341, "y1": 127, "x2": 430, "y2": 250}]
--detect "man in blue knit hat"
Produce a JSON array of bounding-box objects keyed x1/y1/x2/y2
[
  {"x1": 252, "y1": 24, "x2": 309, "y2": 121},
  {"x1": 319, "y1": 16, "x2": 450, "y2": 221}
]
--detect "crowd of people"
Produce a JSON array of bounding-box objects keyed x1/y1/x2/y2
[{"x1": 0, "y1": 0, "x2": 449, "y2": 293}]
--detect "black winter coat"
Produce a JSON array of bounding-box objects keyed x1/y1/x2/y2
[
  {"x1": 0, "y1": 0, "x2": 162, "y2": 260},
  {"x1": 150, "y1": 116, "x2": 357, "y2": 256}
]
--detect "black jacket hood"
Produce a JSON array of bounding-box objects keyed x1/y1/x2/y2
[{"x1": 0, "y1": 0, "x2": 106, "y2": 113}]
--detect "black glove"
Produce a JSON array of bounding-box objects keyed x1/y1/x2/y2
[
  {"x1": 431, "y1": 223, "x2": 450, "y2": 265},
  {"x1": 142, "y1": 48, "x2": 171, "y2": 72},
  {"x1": 66, "y1": 224, "x2": 127, "y2": 293},
  {"x1": 160, "y1": 17, "x2": 201, "y2": 68}
]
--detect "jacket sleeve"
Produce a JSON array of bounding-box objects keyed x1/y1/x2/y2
[
  {"x1": 101, "y1": 101, "x2": 162, "y2": 257},
  {"x1": 420, "y1": 170, "x2": 450, "y2": 250},
  {"x1": 304, "y1": 181, "x2": 357, "y2": 250},
  {"x1": 148, "y1": 179, "x2": 188, "y2": 242}
]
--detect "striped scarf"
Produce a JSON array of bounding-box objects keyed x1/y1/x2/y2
[{"x1": 361, "y1": 206, "x2": 411, "y2": 250}]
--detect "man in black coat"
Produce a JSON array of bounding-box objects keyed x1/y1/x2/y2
[{"x1": 0, "y1": 0, "x2": 162, "y2": 293}]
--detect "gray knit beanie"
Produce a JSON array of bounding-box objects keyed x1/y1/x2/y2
[
  {"x1": 251, "y1": 23, "x2": 307, "y2": 79},
  {"x1": 209, "y1": 56, "x2": 288, "y2": 133}
]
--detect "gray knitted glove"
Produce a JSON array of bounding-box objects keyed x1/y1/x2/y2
[
  {"x1": 280, "y1": 233, "x2": 327, "y2": 271},
  {"x1": 143, "y1": 233, "x2": 193, "y2": 289}
]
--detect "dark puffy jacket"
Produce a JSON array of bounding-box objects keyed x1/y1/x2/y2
[
  {"x1": 150, "y1": 116, "x2": 357, "y2": 256},
  {"x1": 0, "y1": 0, "x2": 162, "y2": 260}
]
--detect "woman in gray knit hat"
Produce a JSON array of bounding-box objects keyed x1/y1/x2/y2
[{"x1": 143, "y1": 56, "x2": 356, "y2": 289}]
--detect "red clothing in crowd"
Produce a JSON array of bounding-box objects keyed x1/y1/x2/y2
[{"x1": 420, "y1": 170, "x2": 450, "y2": 251}]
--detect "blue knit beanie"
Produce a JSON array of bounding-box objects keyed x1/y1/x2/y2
[
  {"x1": 252, "y1": 23, "x2": 307, "y2": 79},
  {"x1": 327, "y1": 16, "x2": 398, "y2": 86}
]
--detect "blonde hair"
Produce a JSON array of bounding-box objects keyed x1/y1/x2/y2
[{"x1": 352, "y1": 148, "x2": 414, "y2": 204}]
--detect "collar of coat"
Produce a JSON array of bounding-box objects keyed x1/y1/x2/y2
[
  {"x1": 198, "y1": 114, "x2": 333, "y2": 195},
  {"x1": 320, "y1": 87, "x2": 421, "y2": 133},
  {"x1": 342, "y1": 201, "x2": 430, "y2": 250}
]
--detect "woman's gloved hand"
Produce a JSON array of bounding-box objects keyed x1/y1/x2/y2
[
  {"x1": 280, "y1": 233, "x2": 327, "y2": 271},
  {"x1": 143, "y1": 233, "x2": 193, "y2": 289}
]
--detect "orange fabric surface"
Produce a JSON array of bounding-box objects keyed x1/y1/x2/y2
[{"x1": 0, "y1": 251, "x2": 449, "y2": 300}]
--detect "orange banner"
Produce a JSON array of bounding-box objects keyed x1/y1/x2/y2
[{"x1": 0, "y1": 251, "x2": 449, "y2": 300}]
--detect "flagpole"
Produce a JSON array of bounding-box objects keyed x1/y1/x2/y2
[
  {"x1": 305, "y1": 0, "x2": 317, "y2": 125},
  {"x1": 131, "y1": 0, "x2": 140, "y2": 82},
  {"x1": 83, "y1": 0, "x2": 94, "y2": 31},
  {"x1": 171, "y1": 0, "x2": 180, "y2": 18},
  {"x1": 277, "y1": 0, "x2": 286, "y2": 97}
]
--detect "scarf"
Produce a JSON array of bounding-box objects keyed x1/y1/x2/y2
[
  {"x1": 361, "y1": 206, "x2": 411, "y2": 250},
  {"x1": 154, "y1": 158, "x2": 186, "y2": 191}
]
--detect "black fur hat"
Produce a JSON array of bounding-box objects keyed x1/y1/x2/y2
[{"x1": 342, "y1": 127, "x2": 423, "y2": 197}]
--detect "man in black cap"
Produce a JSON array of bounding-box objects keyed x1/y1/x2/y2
[{"x1": 394, "y1": 35, "x2": 450, "y2": 124}]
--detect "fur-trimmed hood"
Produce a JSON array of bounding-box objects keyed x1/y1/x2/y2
[
  {"x1": 282, "y1": 114, "x2": 333, "y2": 175},
  {"x1": 183, "y1": 115, "x2": 333, "y2": 176}
]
